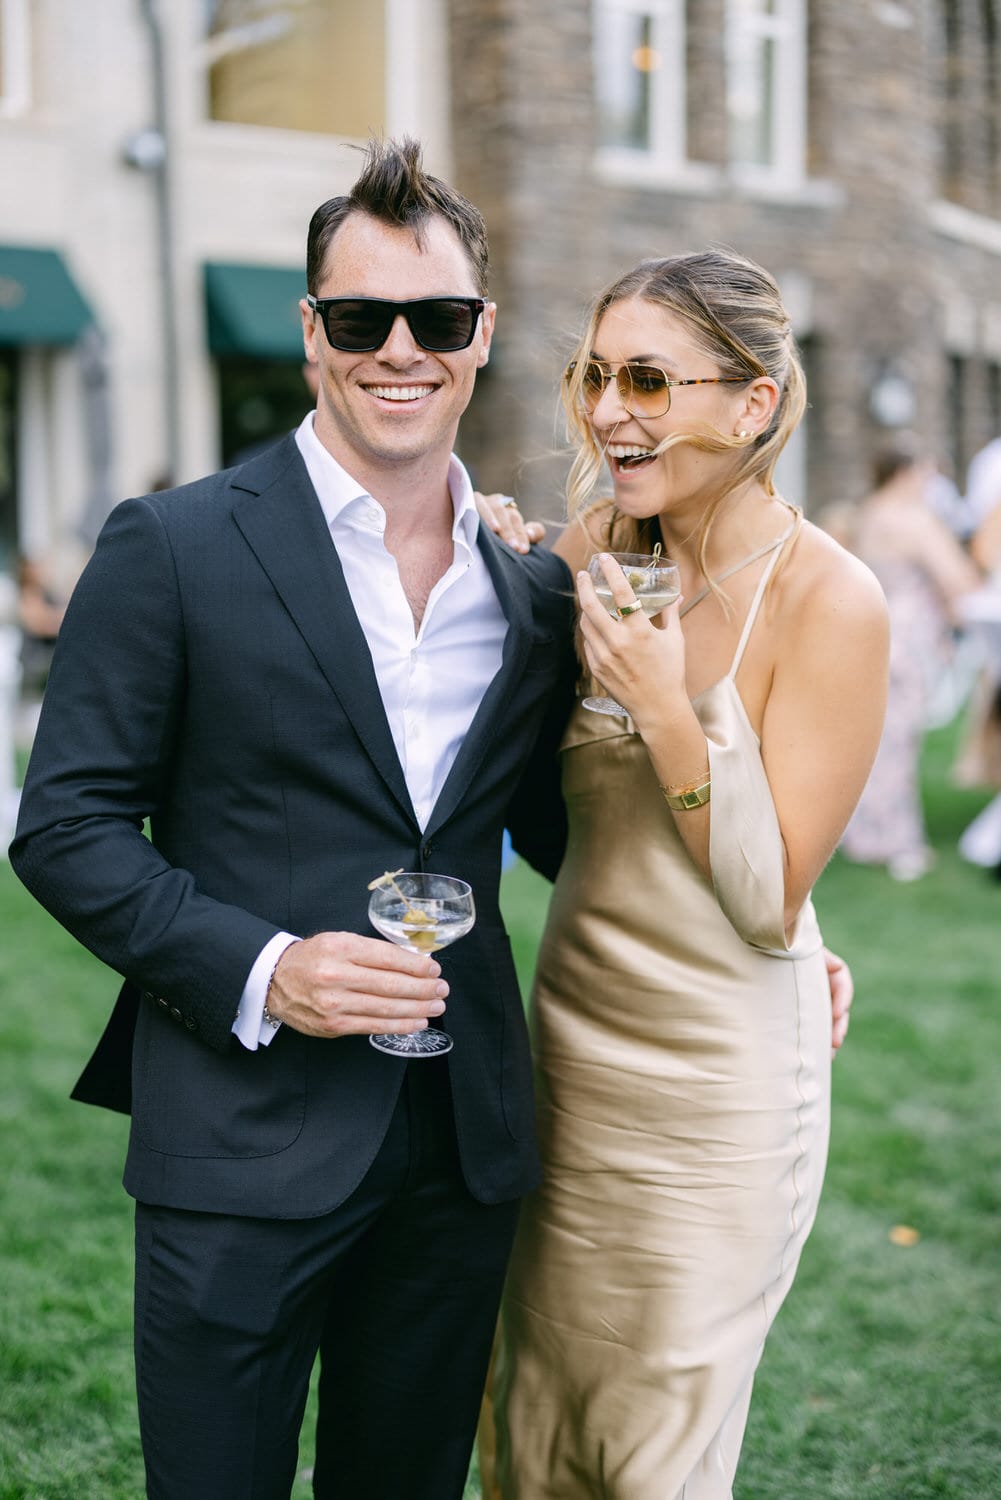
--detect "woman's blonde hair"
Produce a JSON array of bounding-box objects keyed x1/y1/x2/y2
[{"x1": 563, "y1": 249, "x2": 806, "y2": 573}]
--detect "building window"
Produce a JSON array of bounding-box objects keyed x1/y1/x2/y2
[
  {"x1": 201, "y1": 0, "x2": 386, "y2": 138},
  {"x1": 987, "y1": 359, "x2": 1001, "y2": 438},
  {"x1": 940, "y1": 0, "x2": 963, "y2": 199},
  {"x1": 726, "y1": 0, "x2": 807, "y2": 185},
  {"x1": 0, "y1": 0, "x2": 31, "y2": 117},
  {"x1": 774, "y1": 330, "x2": 814, "y2": 510},
  {"x1": 595, "y1": 1, "x2": 687, "y2": 163},
  {"x1": 217, "y1": 358, "x2": 314, "y2": 467},
  {"x1": 984, "y1": 0, "x2": 1000, "y2": 212},
  {"x1": 594, "y1": 0, "x2": 807, "y2": 188}
]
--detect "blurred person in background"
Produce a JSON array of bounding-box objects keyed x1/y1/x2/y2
[
  {"x1": 969, "y1": 490, "x2": 1001, "y2": 581},
  {"x1": 965, "y1": 432, "x2": 1001, "y2": 543},
  {"x1": 823, "y1": 440, "x2": 979, "y2": 880},
  {"x1": 15, "y1": 553, "x2": 67, "y2": 701},
  {"x1": 954, "y1": 440, "x2": 1001, "y2": 873},
  {"x1": 0, "y1": 563, "x2": 21, "y2": 844}
]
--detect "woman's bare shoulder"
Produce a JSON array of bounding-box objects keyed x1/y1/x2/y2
[
  {"x1": 780, "y1": 519, "x2": 889, "y2": 631},
  {"x1": 553, "y1": 500, "x2": 615, "y2": 570}
]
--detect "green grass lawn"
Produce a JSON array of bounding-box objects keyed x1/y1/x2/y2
[{"x1": 2, "y1": 721, "x2": 1000, "y2": 1498}]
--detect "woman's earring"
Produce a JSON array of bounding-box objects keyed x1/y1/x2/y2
[{"x1": 738, "y1": 429, "x2": 751, "y2": 440}]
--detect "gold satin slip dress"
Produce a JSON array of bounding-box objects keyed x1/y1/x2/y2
[{"x1": 492, "y1": 531, "x2": 832, "y2": 1500}]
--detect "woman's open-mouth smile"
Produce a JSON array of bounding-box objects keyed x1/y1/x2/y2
[{"x1": 606, "y1": 442, "x2": 657, "y2": 476}]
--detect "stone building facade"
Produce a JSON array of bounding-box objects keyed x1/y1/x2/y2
[
  {"x1": 449, "y1": 0, "x2": 1001, "y2": 516},
  {"x1": 1, "y1": 0, "x2": 998, "y2": 561}
]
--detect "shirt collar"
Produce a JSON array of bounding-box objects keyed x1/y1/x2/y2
[{"x1": 294, "y1": 411, "x2": 480, "y2": 549}]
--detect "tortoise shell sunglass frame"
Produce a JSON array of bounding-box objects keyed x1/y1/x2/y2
[{"x1": 565, "y1": 358, "x2": 747, "y2": 419}]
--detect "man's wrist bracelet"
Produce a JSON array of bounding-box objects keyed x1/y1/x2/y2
[{"x1": 263, "y1": 956, "x2": 283, "y2": 1029}]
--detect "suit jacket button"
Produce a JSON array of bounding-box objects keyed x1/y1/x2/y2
[
  {"x1": 169, "y1": 1006, "x2": 183, "y2": 1022},
  {"x1": 184, "y1": 1016, "x2": 198, "y2": 1031}
]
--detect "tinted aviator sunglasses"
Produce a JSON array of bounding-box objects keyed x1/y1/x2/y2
[
  {"x1": 566, "y1": 358, "x2": 746, "y2": 419},
  {"x1": 306, "y1": 294, "x2": 488, "y2": 353}
]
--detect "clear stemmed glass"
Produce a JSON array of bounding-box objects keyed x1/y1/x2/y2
[
  {"x1": 366, "y1": 871, "x2": 475, "y2": 1057},
  {"x1": 581, "y1": 551, "x2": 681, "y2": 717}
]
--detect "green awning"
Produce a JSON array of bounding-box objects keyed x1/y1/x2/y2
[
  {"x1": 0, "y1": 246, "x2": 94, "y2": 346},
  {"x1": 204, "y1": 262, "x2": 306, "y2": 360}
]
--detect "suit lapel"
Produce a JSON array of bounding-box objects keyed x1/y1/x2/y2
[
  {"x1": 230, "y1": 438, "x2": 415, "y2": 822},
  {"x1": 424, "y1": 527, "x2": 535, "y2": 838}
]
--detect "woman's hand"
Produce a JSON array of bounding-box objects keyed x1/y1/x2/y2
[
  {"x1": 576, "y1": 554, "x2": 687, "y2": 726},
  {"x1": 474, "y1": 492, "x2": 546, "y2": 554},
  {"x1": 824, "y1": 946, "x2": 854, "y2": 1055}
]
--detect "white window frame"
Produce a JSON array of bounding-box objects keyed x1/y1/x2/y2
[
  {"x1": 594, "y1": 0, "x2": 717, "y2": 189},
  {"x1": 725, "y1": 0, "x2": 807, "y2": 191},
  {"x1": 194, "y1": 0, "x2": 448, "y2": 162},
  {"x1": 0, "y1": 0, "x2": 31, "y2": 118}
]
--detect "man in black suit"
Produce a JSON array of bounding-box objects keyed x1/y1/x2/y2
[{"x1": 10, "y1": 139, "x2": 574, "y2": 1500}]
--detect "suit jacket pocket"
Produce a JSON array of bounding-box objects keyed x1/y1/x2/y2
[{"x1": 132, "y1": 1002, "x2": 307, "y2": 1159}]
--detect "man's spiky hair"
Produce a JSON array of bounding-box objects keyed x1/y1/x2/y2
[{"x1": 306, "y1": 137, "x2": 489, "y2": 295}]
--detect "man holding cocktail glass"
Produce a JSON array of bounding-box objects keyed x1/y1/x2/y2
[{"x1": 10, "y1": 139, "x2": 575, "y2": 1500}]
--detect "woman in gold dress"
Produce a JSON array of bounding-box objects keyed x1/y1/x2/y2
[{"x1": 484, "y1": 251, "x2": 889, "y2": 1499}]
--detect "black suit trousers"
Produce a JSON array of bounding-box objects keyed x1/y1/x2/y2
[{"x1": 133, "y1": 1061, "x2": 520, "y2": 1500}]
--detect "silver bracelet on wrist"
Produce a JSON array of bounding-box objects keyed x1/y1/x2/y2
[{"x1": 263, "y1": 956, "x2": 282, "y2": 1029}]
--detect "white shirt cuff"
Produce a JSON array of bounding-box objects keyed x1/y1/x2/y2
[{"x1": 232, "y1": 932, "x2": 300, "y2": 1050}]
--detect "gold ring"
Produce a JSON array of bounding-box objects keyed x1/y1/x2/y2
[
  {"x1": 501, "y1": 497, "x2": 520, "y2": 509},
  {"x1": 617, "y1": 599, "x2": 643, "y2": 617}
]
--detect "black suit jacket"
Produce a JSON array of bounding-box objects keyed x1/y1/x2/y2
[{"x1": 10, "y1": 436, "x2": 574, "y2": 1217}]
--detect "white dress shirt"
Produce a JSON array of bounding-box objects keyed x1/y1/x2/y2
[{"x1": 232, "y1": 413, "x2": 508, "y2": 1049}]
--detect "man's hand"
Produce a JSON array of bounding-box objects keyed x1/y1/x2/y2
[
  {"x1": 824, "y1": 946, "x2": 854, "y2": 1055},
  {"x1": 474, "y1": 492, "x2": 546, "y2": 554},
  {"x1": 266, "y1": 932, "x2": 449, "y2": 1039}
]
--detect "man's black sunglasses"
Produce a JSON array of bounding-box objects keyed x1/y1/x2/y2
[{"x1": 306, "y1": 295, "x2": 488, "y2": 353}]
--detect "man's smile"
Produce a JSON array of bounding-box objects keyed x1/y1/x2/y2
[{"x1": 361, "y1": 381, "x2": 440, "y2": 403}]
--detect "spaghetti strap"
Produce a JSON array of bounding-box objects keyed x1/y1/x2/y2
[
  {"x1": 726, "y1": 527, "x2": 792, "y2": 679},
  {"x1": 679, "y1": 523, "x2": 795, "y2": 621}
]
